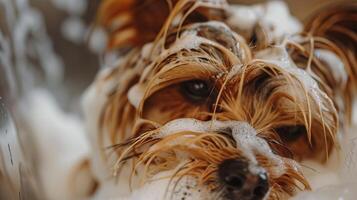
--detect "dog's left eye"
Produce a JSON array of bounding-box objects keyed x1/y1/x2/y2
[
  {"x1": 275, "y1": 125, "x2": 306, "y2": 143},
  {"x1": 180, "y1": 80, "x2": 212, "y2": 103}
]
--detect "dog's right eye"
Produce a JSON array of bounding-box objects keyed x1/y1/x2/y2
[{"x1": 180, "y1": 80, "x2": 212, "y2": 103}]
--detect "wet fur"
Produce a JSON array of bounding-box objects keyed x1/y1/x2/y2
[{"x1": 92, "y1": 0, "x2": 357, "y2": 199}]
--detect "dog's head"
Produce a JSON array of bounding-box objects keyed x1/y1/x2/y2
[{"x1": 91, "y1": 0, "x2": 357, "y2": 199}]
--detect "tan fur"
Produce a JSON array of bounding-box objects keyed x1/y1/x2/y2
[{"x1": 96, "y1": 0, "x2": 357, "y2": 199}]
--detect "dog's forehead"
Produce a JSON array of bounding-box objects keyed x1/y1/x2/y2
[{"x1": 132, "y1": 2, "x2": 305, "y2": 84}]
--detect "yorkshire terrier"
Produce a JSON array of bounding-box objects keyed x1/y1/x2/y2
[{"x1": 80, "y1": 0, "x2": 357, "y2": 200}]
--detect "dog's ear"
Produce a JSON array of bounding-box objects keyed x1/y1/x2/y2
[
  {"x1": 98, "y1": 0, "x2": 227, "y2": 49},
  {"x1": 303, "y1": 3, "x2": 357, "y2": 123},
  {"x1": 98, "y1": 0, "x2": 170, "y2": 49},
  {"x1": 304, "y1": 2, "x2": 357, "y2": 77}
]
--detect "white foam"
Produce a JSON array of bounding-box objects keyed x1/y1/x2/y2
[
  {"x1": 227, "y1": 5, "x2": 258, "y2": 30},
  {"x1": 262, "y1": 1, "x2": 302, "y2": 42},
  {"x1": 161, "y1": 31, "x2": 205, "y2": 55},
  {"x1": 292, "y1": 183, "x2": 357, "y2": 200},
  {"x1": 61, "y1": 17, "x2": 86, "y2": 44},
  {"x1": 255, "y1": 46, "x2": 328, "y2": 110},
  {"x1": 128, "y1": 84, "x2": 145, "y2": 109},
  {"x1": 18, "y1": 89, "x2": 92, "y2": 200},
  {"x1": 315, "y1": 49, "x2": 348, "y2": 87},
  {"x1": 49, "y1": 0, "x2": 87, "y2": 15},
  {"x1": 141, "y1": 43, "x2": 155, "y2": 59},
  {"x1": 88, "y1": 27, "x2": 107, "y2": 54},
  {"x1": 160, "y1": 21, "x2": 232, "y2": 58},
  {"x1": 117, "y1": 167, "x2": 205, "y2": 200},
  {"x1": 227, "y1": 1, "x2": 302, "y2": 43}
]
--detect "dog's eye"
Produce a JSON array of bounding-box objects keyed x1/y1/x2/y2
[
  {"x1": 180, "y1": 80, "x2": 212, "y2": 102},
  {"x1": 275, "y1": 125, "x2": 306, "y2": 143}
]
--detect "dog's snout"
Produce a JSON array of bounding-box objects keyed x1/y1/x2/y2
[{"x1": 218, "y1": 159, "x2": 269, "y2": 200}]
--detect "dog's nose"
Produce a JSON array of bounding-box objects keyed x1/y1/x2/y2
[{"x1": 218, "y1": 159, "x2": 269, "y2": 200}]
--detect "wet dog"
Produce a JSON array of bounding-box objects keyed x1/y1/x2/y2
[{"x1": 82, "y1": 1, "x2": 357, "y2": 199}]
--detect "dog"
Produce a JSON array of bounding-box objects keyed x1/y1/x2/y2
[{"x1": 81, "y1": 0, "x2": 357, "y2": 200}]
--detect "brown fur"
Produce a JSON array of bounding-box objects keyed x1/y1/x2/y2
[{"x1": 96, "y1": 0, "x2": 357, "y2": 199}]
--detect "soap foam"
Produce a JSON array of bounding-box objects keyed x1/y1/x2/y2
[
  {"x1": 227, "y1": 1, "x2": 302, "y2": 43},
  {"x1": 255, "y1": 45, "x2": 329, "y2": 111}
]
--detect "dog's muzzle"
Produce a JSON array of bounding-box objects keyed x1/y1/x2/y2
[
  {"x1": 156, "y1": 119, "x2": 276, "y2": 199},
  {"x1": 216, "y1": 122, "x2": 270, "y2": 200}
]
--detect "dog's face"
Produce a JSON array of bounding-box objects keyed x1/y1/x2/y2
[{"x1": 93, "y1": 0, "x2": 357, "y2": 199}]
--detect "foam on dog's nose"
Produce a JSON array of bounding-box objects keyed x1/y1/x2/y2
[
  {"x1": 225, "y1": 122, "x2": 288, "y2": 177},
  {"x1": 230, "y1": 122, "x2": 273, "y2": 164}
]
